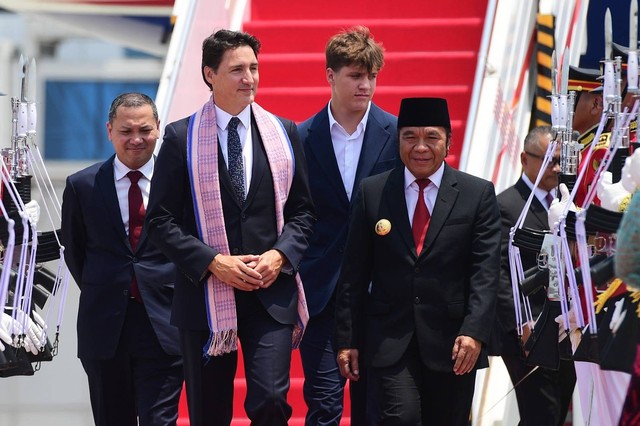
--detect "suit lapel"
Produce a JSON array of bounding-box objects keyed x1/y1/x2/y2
[
  {"x1": 245, "y1": 118, "x2": 267, "y2": 208},
  {"x1": 353, "y1": 105, "x2": 393, "y2": 198},
  {"x1": 306, "y1": 107, "x2": 350, "y2": 207},
  {"x1": 385, "y1": 168, "x2": 416, "y2": 256},
  {"x1": 217, "y1": 138, "x2": 245, "y2": 209},
  {"x1": 135, "y1": 156, "x2": 160, "y2": 252},
  {"x1": 421, "y1": 164, "x2": 459, "y2": 256},
  {"x1": 95, "y1": 158, "x2": 130, "y2": 249},
  {"x1": 515, "y1": 178, "x2": 548, "y2": 229}
]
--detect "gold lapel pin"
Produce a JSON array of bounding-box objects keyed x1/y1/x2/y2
[{"x1": 375, "y1": 219, "x2": 391, "y2": 236}]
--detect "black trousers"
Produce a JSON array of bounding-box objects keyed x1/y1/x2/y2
[
  {"x1": 502, "y1": 355, "x2": 576, "y2": 426},
  {"x1": 300, "y1": 298, "x2": 380, "y2": 426},
  {"x1": 181, "y1": 291, "x2": 294, "y2": 426},
  {"x1": 373, "y1": 337, "x2": 475, "y2": 426},
  {"x1": 81, "y1": 299, "x2": 183, "y2": 426}
]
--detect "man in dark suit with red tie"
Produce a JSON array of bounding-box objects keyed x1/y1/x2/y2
[
  {"x1": 334, "y1": 97, "x2": 501, "y2": 425},
  {"x1": 61, "y1": 92, "x2": 183, "y2": 426},
  {"x1": 145, "y1": 30, "x2": 315, "y2": 426}
]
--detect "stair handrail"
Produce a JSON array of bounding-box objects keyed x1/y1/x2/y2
[
  {"x1": 228, "y1": 0, "x2": 250, "y2": 31},
  {"x1": 460, "y1": 0, "x2": 588, "y2": 193},
  {"x1": 156, "y1": 0, "x2": 245, "y2": 140}
]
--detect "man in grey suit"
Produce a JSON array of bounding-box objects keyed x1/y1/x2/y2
[
  {"x1": 335, "y1": 97, "x2": 501, "y2": 426},
  {"x1": 61, "y1": 92, "x2": 183, "y2": 426},
  {"x1": 297, "y1": 26, "x2": 398, "y2": 426}
]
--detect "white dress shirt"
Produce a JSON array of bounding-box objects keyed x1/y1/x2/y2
[
  {"x1": 328, "y1": 101, "x2": 371, "y2": 200},
  {"x1": 113, "y1": 155, "x2": 154, "y2": 236},
  {"x1": 522, "y1": 173, "x2": 556, "y2": 211},
  {"x1": 404, "y1": 163, "x2": 445, "y2": 226},
  {"x1": 216, "y1": 104, "x2": 253, "y2": 198}
]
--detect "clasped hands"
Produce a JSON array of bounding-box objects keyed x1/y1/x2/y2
[{"x1": 209, "y1": 249, "x2": 285, "y2": 291}]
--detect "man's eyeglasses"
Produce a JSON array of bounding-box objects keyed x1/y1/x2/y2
[{"x1": 525, "y1": 151, "x2": 561, "y2": 167}]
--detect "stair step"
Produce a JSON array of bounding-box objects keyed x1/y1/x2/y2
[
  {"x1": 251, "y1": 0, "x2": 487, "y2": 20},
  {"x1": 258, "y1": 51, "x2": 477, "y2": 87},
  {"x1": 180, "y1": 418, "x2": 349, "y2": 426},
  {"x1": 256, "y1": 85, "x2": 471, "y2": 122},
  {"x1": 245, "y1": 18, "x2": 483, "y2": 53}
]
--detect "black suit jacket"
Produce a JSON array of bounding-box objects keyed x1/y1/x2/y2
[
  {"x1": 297, "y1": 103, "x2": 398, "y2": 317},
  {"x1": 489, "y1": 177, "x2": 549, "y2": 356},
  {"x1": 335, "y1": 165, "x2": 501, "y2": 372},
  {"x1": 61, "y1": 157, "x2": 181, "y2": 360},
  {"x1": 145, "y1": 110, "x2": 315, "y2": 330}
]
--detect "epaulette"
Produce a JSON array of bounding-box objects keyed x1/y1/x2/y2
[
  {"x1": 578, "y1": 123, "x2": 600, "y2": 152},
  {"x1": 631, "y1": 291, "x2": 640, "y2": 318},
  {"x1": 595, "y1": 278, "x2": 625, "y2": 314},
  {"x1": 596, "y1": 132, "x2": 611, "y2": 149}
]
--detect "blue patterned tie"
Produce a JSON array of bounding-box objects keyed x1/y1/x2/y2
[{"x1": 227, "y1": 116, "x2": 245, "y2": 204}]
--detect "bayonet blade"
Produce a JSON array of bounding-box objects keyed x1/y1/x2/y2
[
  {"x1": 551, "y1": 50, "x2": 558, "y2": 96},
  {"x1": 605, "y1": 9, "x2": 613, "y2": 60},
  {"x1": 27, "y1": 58, "x2": 37, "y2": 103},
  {"x1": 561, "y1": 47, "x2": 570, "y2": 95},
  {"x1": 19, "y1": 55, "x2": 27, "y2": 102},
  {"x1": 18, "y1": 54, "x2": 24, "y2": 77}
]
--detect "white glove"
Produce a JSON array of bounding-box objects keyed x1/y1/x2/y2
[
  {"x1": 597, "y1": 171, "x2": 632, "y2": 212},
  {"x1": 548, "y1": 183, "x2": 576, "y2": 229},
  {"x1": 555, "y1": 305, "x2": 582, "y2": 352},
  {"x1": 23, "y1": 200, "x2": 40, "y2": 225},
  {"x1": 32, "y1": 310, "x2": 48, "y2": 347},
  {"x1": 621, "y1": 149, "x2": 640, "y2": 193},
  {"x1": 0, "y1": 313, "x2": 14, "y2": 350},
  {"x1": 1, "y1": 312, "x2": 28, "y2": 352},
  {"x1": 2, "y1": 310, "x2": 46, "y2": 355},
  {"x1": 609, "y1": 298, "x2": 627, "y2": 334},
  {"x1": 15, "y1": 309, "x2": 47, "y2": 354}
]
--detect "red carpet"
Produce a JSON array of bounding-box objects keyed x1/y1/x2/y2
[
  {"x1": 178, "y1": 0, "x2": 487, "y2": 423},
  {"x1": 177, "y1": 348, "x2": 330, "y2": 425},
  {"x1": 248, "y1": 0, "x2": 489, "y2": 167}
]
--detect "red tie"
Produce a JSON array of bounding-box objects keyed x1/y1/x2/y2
[
  {"x1": 412, "y1": 178, "x2": 431, "y2": 254},
  {"x1": 127, "y1": 170, "x2": 144, "y2": 303}
]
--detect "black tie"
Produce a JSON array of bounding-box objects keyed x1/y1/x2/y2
[{"x1": 227, "y1": 116, "x2": 245, "y2": 204}]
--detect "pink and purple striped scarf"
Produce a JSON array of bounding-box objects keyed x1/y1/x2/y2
[{"x1": 187, "y1": 96, "x2": 308, "y2": 357}]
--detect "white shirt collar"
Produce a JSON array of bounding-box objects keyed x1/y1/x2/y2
[
  {"x1": 403, "y1": 162, "x2": 445, "y2": 190},
  {"x1": 521, "y1": 173, "x2": 555, "y2": 199},
  {"x1": 113, "y1": 155, "x2": 154, "y2": 181},
  {"x1": 327, "y1": 101, "x2": 371, "y2": 135},
  {"x1": 215, "y1": 104, "x2": 252, "y2": 131}
]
